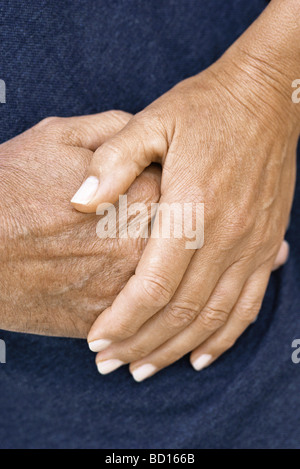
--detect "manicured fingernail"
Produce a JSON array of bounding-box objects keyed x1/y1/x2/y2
[
  {"x1": 192, "y1": 354, "x2": 212, "y2": 371},
  {"x1": 88, "y1": 339, "x2": 112, "y2": 352},
  {"x1": 71, "y1": 176, "x2": 99, "y2": 205},
  {"x1": 97, "y1": 359, "x2": 124, "y2": 375},
  {"x1": 131, "y1": 364, "x2": 157, "y2": 382}
]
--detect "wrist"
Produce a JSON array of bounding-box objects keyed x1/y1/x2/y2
[{"x1": 220, "y1": 0, "x2": 300, "y2": 135}]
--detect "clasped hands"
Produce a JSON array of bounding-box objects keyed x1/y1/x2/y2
[
  {"x1": 70, "y1": 16, "x2": 299, "y2": 381},
  {"x1": 2, "y1": 1, "x2": 299, "y2": 382}
]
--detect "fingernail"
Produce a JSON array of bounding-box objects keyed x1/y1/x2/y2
[
  {"x1": 192, "y1": 354, "x2": 212, "y2": 371},
  {"x1": 131, "y1": 364, "x2": 157, "y2": 382},
  {"x1": 97, "y1": 359, "x2": 124, "y2": 375},
  {"x1": 71, "y1": 176, "x2": 99, "y2": 205},
  {"x1": 88, "y1": 339, "x2": 112, "y2": 352}
]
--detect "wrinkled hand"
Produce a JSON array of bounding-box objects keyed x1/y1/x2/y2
[
  {"x1": 0, "y1": 112, "x2": 160, "y2": 337},
  {"x1": 71, "y1": 2, "x2": 299, "y2": 381}
]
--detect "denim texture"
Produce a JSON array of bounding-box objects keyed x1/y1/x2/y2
[{"x1": 1, "y1": 0, "x2": 299, "y2": 449}]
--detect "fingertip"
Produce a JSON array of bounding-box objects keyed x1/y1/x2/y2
[
  {"x1": 71, "y1": 175, "x2": 100, "y2": 212},
  {"x1": 282, "y1": 240, "x2": 290, "y2": 259},
  {"x1": 88, "y1": 339, "x2": 112, "y2": 353},
  {"x1": 272, "y1": 240, "x2": 290, "y2": 271},
  {"x1": 130, "y1": 364, "x2": 157, "y2": 382},
  {"x1": 71, "y1": 175, "x2": 119, "y2": 213},
  {"x1": 190, "y1": 353, "x2": 212, "y2": 371},
  {"x1": 96, "y1": 359, "x2": 124, "y2": 375}
]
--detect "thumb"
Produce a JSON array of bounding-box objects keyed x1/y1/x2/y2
[{"x1": 71, "y1": 113, "x2": 167, "y2": 213}]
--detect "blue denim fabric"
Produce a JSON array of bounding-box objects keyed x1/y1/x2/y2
[{"x1": 1, "y1": 0, "x2": 299, "y2": 449}]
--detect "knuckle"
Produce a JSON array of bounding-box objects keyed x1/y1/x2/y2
[
  {"x1": 230, "y1": 214, "x2": 254, "y2": 238},
  {"x1": 113, "y1": 320, "x2": 135, "y2": 338},
  {"x1": 132, "y1": 110, "x2": 154, "y2": 128},
  {"x1": 139, "y1": 274, "x2": 174, "y2": 306},
  {"x1": 214, "y1": 206, "x2": 256, "y2": 249},
  {"x1": 224, "y1": 218, "x2": 254, "y2": 247},
  {"x1": 127, "y1": 342, "x2": 147, "y2": 359},
  {"x1": 35, "y1": 116, "x2": 61, "y2": 129},
  {"x1": 198, "y1": 306, "x2": 229, "y2": 331},
  {"x1": 164, "y1": 304, "x2": 199, "y2": 328},
  {"x1": 130, "y1": 110, "x2": 167, "y2": 154},
  {"x1": 234, "y1": 300, "x2": 261, "y2": 322},
  {"x1": 60, "y1": 124, "x2": 85, "y2": 146},
  {"x1": 106, "y1": 110, "x2": 132, "y2": 125},
  {"x1": 218, "y1": 335, "x2": 236, "y2": 351},
  {"x1": 137, "y1": 106, "x2": 168, "y2": 133},
  {"x1": 99, "y1": 140, "x2": 126, "y2": 164}
]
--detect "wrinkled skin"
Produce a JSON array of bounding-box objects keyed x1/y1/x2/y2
[
  {"x1": 71, "y1": 0, "x2": 300, "y2": 380},
  {"x1": 0, "y1": 112, "x2": 160, "y2": 337}
]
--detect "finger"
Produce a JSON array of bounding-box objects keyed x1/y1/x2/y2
[
  {"x1": 108, "y1": 164, "x2": 161, "y2": 244},
  {"x1": 124, "y1": 164, "x2": 161, "y2": 206},
  {"x1": 94, "y1": 251, "x2": 242, "y2": 371},
  {"x1": 128, "y1": 262, "x2": 271, "y2": 382},
  {"x1": 64, "y1": 111, "x2": 134, "y2": 150},
  {"x1": 37, "y1": 111, "x2": 133, "y2": 151},
  {"x1": 92, "y1": 228, "x2": 286, "y2": 370},
  {"x1": 71, "y1": 112, "x2": 168, "y2": 213},
  {"x1": 88, "y1": 180, "x2": 209, "y2": 351},
  {"x1": 90, "y1": 226, "x2": 286, "y2": 370},
  {"x1": 190, "y1": 263, "x2": 272, "y2": 371},
  {"x1": 272, "y1": 240, "x2": 289, "y2": 271},
  {"x1": 96, "y1": 240, "x2": 283, "y2": 372},
  {"x1": 85, "y1": 121, "x2": 207, "y2": 350},
  {"x1": 127, "y1": 262, "x2": 246, "y2": 381},
  {"x1": 88, "y1": 232, "x2": 195, "y2": 352}
]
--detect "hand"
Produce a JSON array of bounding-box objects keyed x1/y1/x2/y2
[
  {"x1": 72, "y1": 1, "x2": 299, "y2": 379},
  {"x1": 0, "y1": 112, "x2": 160, "y2": 337}
]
